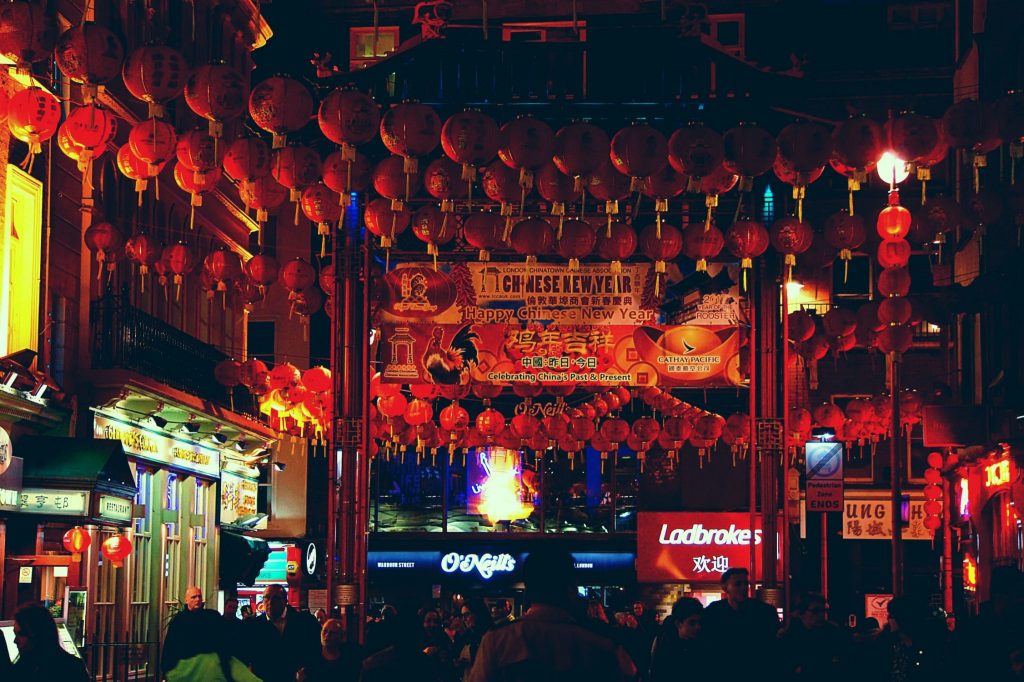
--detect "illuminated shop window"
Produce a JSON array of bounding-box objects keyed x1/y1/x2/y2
[
  {"x1": 1, "y1": 165, "x2": 43, "y2": 355},
  {"x1": 350, "y1": 27, "x2": 399, "y2": 70}
]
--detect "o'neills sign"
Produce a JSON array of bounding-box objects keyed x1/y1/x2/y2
[
  {"x1": 93, "y1": 410, "x2": 220, "y2": 479},
  {"x1": 637, "y1": 512, "x2": 781, "y2": 583}
]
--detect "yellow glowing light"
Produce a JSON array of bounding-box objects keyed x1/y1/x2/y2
[
  {"x1": 785, "y1": 280, "x2": 804, "y2": 299},
  {"x1": 876, "y1": 151, "x2": 909, "y2": 186},
  {"x1": 477, "y1": 448, "x2": 533, "y2": 524}
]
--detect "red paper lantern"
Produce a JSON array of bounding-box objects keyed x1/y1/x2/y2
[
  {"x1": 641, "y1": 166, "x2": 688, "y2": 201},
  {"x1": 942, "y1": 100, "x2": 1001, "y2": 154},
  {"x1": 8, "y1": 86, "x2": 61, "y2": 156},
  {"x1": 62, "y1": 526, "x2": 91, "y2": 560},
  {"x1": 272, "y1": 145, "x2": 323, "y2": 207},
  {"x1": 832, "y1": 116, "x2": 884, "y2": 171},
  {"x1": 122, "y1": 45, "x2": 187, "y2": 117},
  {"x1": 877, "y1": 239, "x2": 911, "y2": 269},
  {"x1": 682, "y1": 222, "x2": 725, "y2": 272},
  {"x1": 668, "y1": 123, "x2": 724, "y2": 180},
  {"x1": 776, "y1": 122, "x2": 833, "y2": 174},
  {"x1": 240, "y1": 359, "x2": 270, "y2": 388},
  {"x1": 174, "y1": 163, "x2": 222, "y2": 217},
  {"x1": 61, "y1": 104, "x2": 117, "y2": 169},
  {"x1": 373, "y1": 155, "x2": 419, "y2": 201},
  {"x1": 697, "y1": 164, "x2": 740, "y2": 228},
  {"x1": 886, "y1": 112, "x2": 940, "y2": 163},
  {"x1": 769, "y1": 216, "x2": 814, "y2": 272},
  {"x1": 476, "y1": 408, "x2": 505, "y2": 437},
  {"x1": 722, "y1": 123, "x2": 777, "y2": 189},
  {"x1": 600, "y1": 417, "x2": 630, "y2": 444},
  {"x1": 116, "y1": 144, "x2": 164, "y2": 201},
  {"x1": 462, "y1": 212, "x2": 504, "y2": 261},
  {"x1": 569, "y1": 416, "x2": 597, "y2": 441},
  {"x1": 129, "y1": 117, "x2": 177, "y2": 175},
  {"x1": 596, "y1": 220, "x2": 637, "y2": 270},
  {"x1": 878, "y1": 297, "x2": 912, "y2": 326},
  {"x1": 377, "y1": 394, "x2": 408, "y2": 419},
  {"x1": 498, "y1": 116, "x2": 555, "y2": 176},
  {"x1": 268, "y1": 363, "x2": 301, "y2": 391},
  {"x1": 0, "y1": 1, "x2": 54, "y2": 71},
  {"x1": 279, "y1": 258, "x2": 316, "y2": 297},
  {"x1": 439, "y1": 404, "x2": 470, "y2": 433},
  {"x1": 724, "y1": 217, "x2": 769, "y2": 286},
  {"x1": 639, "y1": 222, "x2": 682, "y2": 294},
  {"x1": 813, "y1": 403, "x2": 845, "y2": 429},
  {"x1": 323, "y1": 149, "x2": 371, "y2": 195},
  {"x1": 223, "y1": 136, "x2": 272, "y2": 187},
  {"x1": 441, "y1": 109, "x2": 499, "y2": 178},
  {"x1": 557, "y1": 218, "x2": 597, "y2": 270},
  {"x1": 964, "y1": 189, "x2": 1005, "y2": 226},
  {"x1": 214, "y1": 359, "x2": 242, "y2": 388},
  {"x1": 318, "y1": 88, "x2": 380, "y2": 147},
  {"x1": 412, "y1": 205, "x2": 459, "y2": 261},
  {"x1": 301, "y1": 183, "x2": 343, "y2": 251},
  {"x1": 84, "y1": 221, "x2": 124, "y2": 278},
  {"x1": 249, "y1": 76, "x2": 315, "y2": 148},
  {"x1": 511, "y1": 414, "x2": 541, "y2": 440},
  {"x1": 204, "y1": 249, "x2": 242, "y2": 292},
  {"x1": 823, "y1": 210, "x2": 866, "y2": 265},
  {"x1": 404, "y1": 398, "x2": 433, "y2": 426},
  {"x1": 877, "y1": 194, "x2": 912, "y2": 241},
  {"x1": 797, "y1": 334, "x2": 830, "y2": 362},
  {"x1": 175, "y1": 129, "x2": 222, "y2": 178},
  {"x1": 788, "y1": 310, "x2": 816, "y2": 342},
  {"x1": 101, "y1": 534, "x2": 133, "y2": 568},
  {"x1": 243, "y1": 253, "x2": 280, "y2": 288},
  {"x1": 163, "y1": 242, "x2": 196, "y2": 292},
  {"x1": 823, "y1": 308, "x2": 857, "y2": 337},
  {"x1": 610, "y1": 124, "x2": 668, "y2": 188},
  {"x1": 509, "y1": 218, "x2": 554, "y2": 265},
  {"x1": 537, "y1": 160, "x2": 582, "y2": 207},
  {"x1": 553, "y1": 122, "x2": 611, "y2": 186},
  {"x1": 55, "y1": 23, "x2": 124, "y2": 95},
  {"x1": 586, "y1": 160, "x2": 632, "y2": 203},
  {"x1": 125, "y1": 234, "x2": 160, "y2": 289},
  {"x1": 857, "y1": 301, "x2": 885, "y2": 334},
  {"x1": 480, "y1": 159, "x2": 522, "y2": 208},
  {"x1": 878, "y1": 267, "x2": 911, "y2": 297},
  {"x1": 876, "y1": 324, "x2": 913, "y2": 354},
  {"x1": 185, "y1": 63, "x2": 248, "y2": 138},
  {"x1": 239, "y1": 176, "x2": 289, "y2": 224},
  {"x1": 423, "y1": 156, "x2": 468, "y2": 202},
  {"x1": 301, "y1": 367, "x2": 331, "y2": 394},
  {"x1": 380, "y1": 101, "x2": 442, "y2": 162},
  {"x1": 364, "y1": 197, "x2": 411, "y2": 247},
  {"x1": 631, "y1": 417, "x2": 661, "y2": 444}
]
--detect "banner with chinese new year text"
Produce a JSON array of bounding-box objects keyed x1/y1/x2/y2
[{"x1": 379, "y1": 322, "x2": 745, "y2": 386}]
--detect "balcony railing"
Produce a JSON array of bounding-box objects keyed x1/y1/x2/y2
[{"x1": 90, "y1": 292, "x2": 253, "y2": 415}]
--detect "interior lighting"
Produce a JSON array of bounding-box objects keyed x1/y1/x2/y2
[{"x1": 876, "y1": 151, "x2": 909, "y2": 186}]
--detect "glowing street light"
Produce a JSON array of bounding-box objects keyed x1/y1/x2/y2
[{"x1": 876, "y1": 150, "x2": 909, "y2": 187}]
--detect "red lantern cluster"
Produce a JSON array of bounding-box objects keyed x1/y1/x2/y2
[{"x1": 923, "y1": 451, "x2": 945, "y2": 533}]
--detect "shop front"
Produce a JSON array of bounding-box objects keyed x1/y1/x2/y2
[
  {"x1": 636, "y1": 511, "x2": 783, "y2": 619},
  {"x1": 367, "y1": 535, "x2": 636, "y2": 618},
  {"x1": 955, "y1": 443, "x2": 1023, "y2": 609}
]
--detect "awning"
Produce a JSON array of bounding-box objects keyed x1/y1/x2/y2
[
  {"x1": 16, "y1": 437, "x2": 137, "y2": 523},
  {"x1": 220, "y1": 530, "x2": 271, "y2": 589}
]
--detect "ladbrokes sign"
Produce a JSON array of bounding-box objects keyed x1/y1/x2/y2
[{"x1": 637, "y1": 512, "x2": 781, "y2": 583}]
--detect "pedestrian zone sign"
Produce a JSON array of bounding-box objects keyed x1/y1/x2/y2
[{"x1": 806, "y1": 441, "x2": 843, "y2": 513}]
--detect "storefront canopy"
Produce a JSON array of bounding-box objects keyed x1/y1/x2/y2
[
  {"x1": 20, "y1": 437, "x2": 136, "y2": 498},
  {"x1": 220, "y1": 530, "x2": 271, "y2": 589}
]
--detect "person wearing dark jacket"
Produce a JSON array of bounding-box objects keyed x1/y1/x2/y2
[
  {"x1": 701, "y1": 568, "x2": 780, "y2": 677},
  {"x1": 9, "y1": 603, "x2": 89, "y2": 682},
  {"x1": 778, "y1": 593, "x2": 851, "y2": 680},
  {"x1": 648, "y1": 597, "x2": 712, "y2": 682},
  {"x1": 299, "y1": 618, "x2": 366, "y2": 682},
  {"x1": 857, "y1": 596, "x2": 948, "y2": 681},
  {"x1": 245, "y1": 584, "x2": 322, "y2": 682}
]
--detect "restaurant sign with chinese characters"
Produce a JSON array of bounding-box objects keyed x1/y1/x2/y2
[
  {"x1": 842, "y1": 492, "x2": 931, "y2": 541},
  {"x1": 220, "y1": 471, "x2": 259, "y2": 525},
  {"x1": 93, "y1": 410, "x2": 221, "y2": 479},
  {"x1": 636, "y1": 512, "x2": 782, "y2": 583},
  {"x1": 19, "y1": 488, "x2": 89, "y2": 516}
]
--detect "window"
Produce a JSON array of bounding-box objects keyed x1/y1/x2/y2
[
  {"x1": 247, "y1": 320, "x2": 275, "y2": 367},
  {"x1": 762, "y1": 185, "x2": 775, "y2": 224},
  {"x1": 502, "y1": 21, "x2": 586, "y2": 43},
  {"x1": 1, "y1": 164, "x2": 43, "y2": 355},
  {"x1": 831, "y1": 255, "x2": 873, "y2": 300},
  {"x1": 349, "y1": 27, "x2": 399, "y2": 70},
  {"x1": 166, "y1": 473, "x2": 180, "y2": 511},
  {"x1": 706, "y1": 14, "x2": 745, "y2": 58}
]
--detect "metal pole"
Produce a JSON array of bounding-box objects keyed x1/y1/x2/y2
[
  {"x1": 780, "y1": 276, "x2": 791, "y2": 614},
  {"x1": 748, "y1": 272, "x2": 758, "y2": 592},
  {"x1": 890, "y1": 351, "x2": 904, "y2": 597},
  {"x1": 942, "y1": 474, "x2": 954, "y2": 615},
  {"x1": 821, "y1": 512, "x2": 828, "y2": 600}
]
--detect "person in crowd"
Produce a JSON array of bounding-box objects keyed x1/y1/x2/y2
[
  {"x1": 161, "y1": 606, "x2": 260, "y2": 682},
  {"x1": 778, "y1": 592, "x2": 851, "y2": 680},
  {"x1": 468, "y1": 547, "x2": 631, "y2": 681},
  {"x1": 298, "y1": 618, "x2": 366, "y2": 681},
  {"x1": 8, "y1": 603, "x2": 89, "y2": 681},
  {"x1": 952, "y1": 566, "x2": 1024, "y2": 680},
  {"x1": 240, "y1": 604, "x2": 254, "y2": 620},
  {"x1": 454, "y1": 598, "x2": 492, "y2": 682},
  {"x1": 365, "y1": 603, "x2": 399, "y2": 654},
  {"x1": 700, "y1": 567, "x2": 780, "y2": 676},
  {"x1": 223, "y1": 596, "x2": 239, "y2": 620},
  {"x1": 360, "y1": 601, "x2": 445, "y2": 682},
  {"x1": 632, "y1": 600, "x2": 658, "y2": 633},
  {"x1": 859, "y1": 596, "x2": 948, "y2": 680},
  {"x1": 649, "y1": 597, "x2": 711, "y2": 682},
  {"x1": 220, "y1": 594, "x2": 246, "y2": 661},
  {"x1": 489, "y1": 599, "x2": 514, "y2": 626},
  {"x1": 245, "y1": 584, "x2": 322, "y2": 682},
  {"x1": 184, "y1": 585, "x2": 204, "y2": 611},
  {"x1": 420, "y1": 608, "x2": 454, "y2": 668},
  {"x1": 314, "y1": 608, "x2": 329, "y2": 626},
  {"x1": 616, "y1": 610, "x2": 651, "y2": 677}
]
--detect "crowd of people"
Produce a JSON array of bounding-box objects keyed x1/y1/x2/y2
[{"x1": 1, "y1": 558, "x2": 1021, "y2": 680}]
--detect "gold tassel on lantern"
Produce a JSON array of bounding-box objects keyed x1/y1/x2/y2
[
  {"x1": 741, "y1": 257, "x2": 752, "y2": 292},
  {"x1": 654, "y1": 259, "x2": 666, "y2": 297},
  {"x1": 917, "y1": 166, "x2": 931, "y2": 204},
  {"x1": 655, "y1": 198, "x2": 668, "y2": 238},
  {"x1": 704, "y1": 194, "x2": 718, "y2": 231},
  {"x1": 605, "y1": 200, "x2": 618, "y2": 237},
  {"x1": 847, "y1": 175, "x2": 862, "y2": 215},
  {"x1": 792, "y1": 185, "x2": 805, "y2": 223},
  {"x1": 972, "y1": 153, "x2": 986, "y2": 194}
]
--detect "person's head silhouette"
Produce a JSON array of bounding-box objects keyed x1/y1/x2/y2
[{"x1": 523, "y1": 547, "x2": 576, "y2": 609}]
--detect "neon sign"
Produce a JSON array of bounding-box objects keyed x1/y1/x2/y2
[
  {"x1": 440, "y1": 552, "x2": 516, "y2": 579},
  {"x1": 958, "y1": 479, "x2": 970, "y2": 518},
  {"x1": 963, "y1": 554, "x2": 977, "y2": 591},
  {"x1": 984, "y1": 459, "x2": 1011, "y2": 489},
  {"x1": 658, "y1": 523, "x2": 763, "y2": 546}
]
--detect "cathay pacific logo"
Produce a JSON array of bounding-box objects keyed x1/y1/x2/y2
[{"x1": 658, "y1": 523, "x2": 762, "y2": 546}]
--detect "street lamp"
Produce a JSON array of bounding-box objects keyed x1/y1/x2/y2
[{"x1": 876, "y1": 151, "x2": 909, "y2": 188}]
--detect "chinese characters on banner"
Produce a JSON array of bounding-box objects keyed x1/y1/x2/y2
[
  {"x1": 379, "y1": 263, "x2": 746, "y2": 387},
  {"x1": 841, "y1": 494, "x2": 932, "y2": 541}
]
